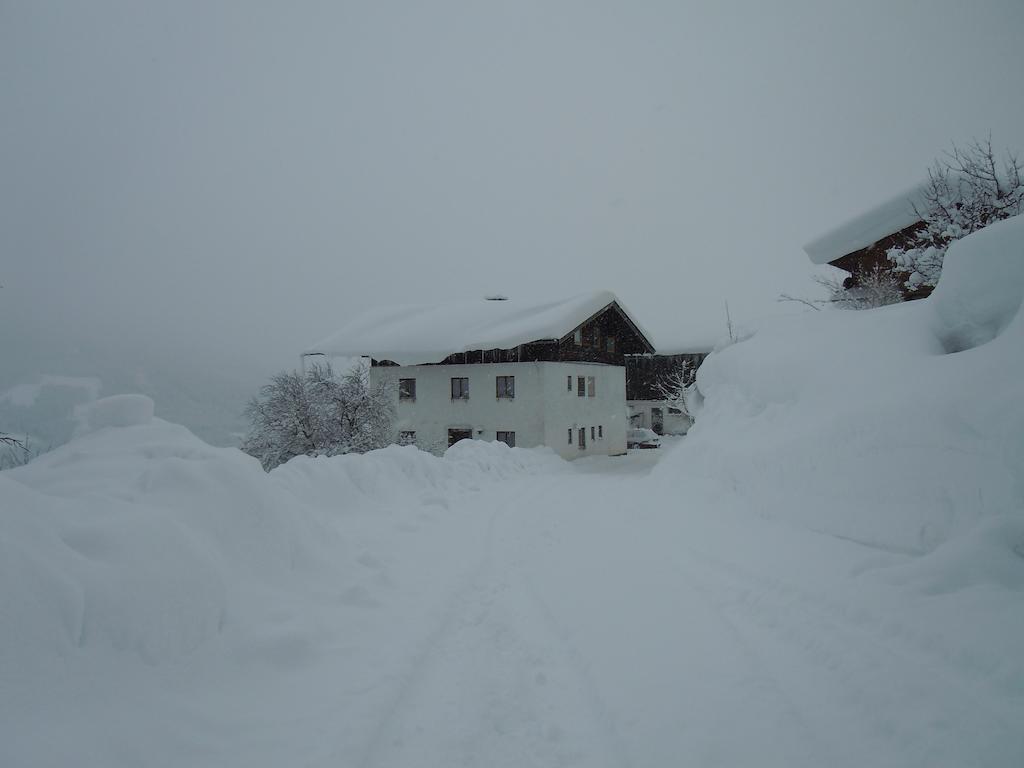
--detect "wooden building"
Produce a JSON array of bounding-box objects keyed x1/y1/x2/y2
[{"x1": 803, "y1": 183, "x2": 933, "y2": 300}]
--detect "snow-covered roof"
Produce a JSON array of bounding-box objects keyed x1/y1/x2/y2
[
  {"x1": 305, "y1": 290, "x2": 655, "y2": 366},
  {"x1": 803, "y1": 182, "x2": 929, "y2": 265}
]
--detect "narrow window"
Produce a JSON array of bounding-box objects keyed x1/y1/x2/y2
[
  {"x1": 578, "y1": 427, "x2": 586, "y2": 449},
  {"x1": 451, "y1": 377, "x2": 469, "y2": 400},
  {"x1": 567, "y1": 375, "x2": 572, "y2": 391},
  {"x1": 568, "y1": 428, "x2": 572, "y2": 445},
  {"x1": 577, "y1": 376, "x2": 585, "y2": 397},
  {"x1": 573, "y1": 328, "x2": 582, "y2": 346},
  {"x1": 591, "y1": 426, "x2": 595, "y2": 441},
  {"x1": 606, "y1": 337, "x2": 615, "y2": 353},
  {"x1": 587, "y1": 376, "x2": 595, "y2": 397},
  {"x1": 496, "y1": 375, "x2": 515, "y2": 399},
  {"x1": 399, "y1": 378, "x2": 416, "y2": 400},
  {"x1": 399, "y1": 430, "x2": 416, "y2": 445},
  {"x1": 496, "y1": 431, "x2": 515, "y2": 448},
  {"x1": 598, "y1": 425, "x2": 603, "y2": 439}
]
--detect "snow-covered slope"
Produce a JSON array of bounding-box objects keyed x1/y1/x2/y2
[{"x1": 673, "y1": 214, "x2": 1024, "y2": 561}]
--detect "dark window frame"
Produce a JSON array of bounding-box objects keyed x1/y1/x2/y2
[
  {"x1": 398, "y1": 378, "x2": 416, "y2": 400},
  {"x1": 495, "y1": 375, "x2": 515, "y2": 399},
  {"x1": 496, "y1": 430, "x2": 515, "y2": 447},
  {"x1": 450, "y1": 377, "x2": 470, "y2": 400},
  {"x1": 577, "y1": 376, "x2": 585, "y2": 397},
  {"x1": 578, "y1": 427, "x2": 586, "y2": 449},
  {"x1": 398, "y1": 430, "x2": 416, "y2": 445},
  {"x1": 587, "y1": 376, "x2": 596, "y2": 397},
  {"x1": 598, "y1": 425, "x2": 603, "y2": 439}
]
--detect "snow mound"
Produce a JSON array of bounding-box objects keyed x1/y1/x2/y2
[
  {"x1": 660, "y1": 219, "x2": 1024, "y2": 562},
  {"x1": 0, "y1": 419, "x2": 558, "y2": 671},
  {"x1": 929, "y1": 214, "x2": 1024, "y2": 352},
  {"x1": 73, "y1": 394, "x2": 155, "y2": 434}
]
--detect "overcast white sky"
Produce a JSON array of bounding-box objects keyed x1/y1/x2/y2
[{"x1": 3, "y1": 0, "x2": 1023, "y2": 377}]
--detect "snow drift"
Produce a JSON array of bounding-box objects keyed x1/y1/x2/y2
[{"x1": 665, "y1": 215, "x2": 1024, "y2": 570}]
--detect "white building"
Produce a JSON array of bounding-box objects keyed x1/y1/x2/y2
[{"x1": 303, "y1": 291, "x2": 656, "y2": 460}]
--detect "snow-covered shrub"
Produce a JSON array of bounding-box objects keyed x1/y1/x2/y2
[
  {"x1": 242, "y1": 361, "x2": 393, "y2": 470},
  {"x1": 888, "y1": 137, "x2": 1023, "y2": 291},
  {"x1": 819, "y1": 264, "x2": 905, "y2": 310}
]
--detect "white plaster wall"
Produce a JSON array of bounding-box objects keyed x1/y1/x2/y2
[
  {"x1": 371, "y1": 363, "x2": 545, "y2": 454},
  {"x1": 371, "y1": 362, "x2": 627, "y2": 458},
  {"x1": 541, "y1": 363, "x2": 628, "y2": 459}
]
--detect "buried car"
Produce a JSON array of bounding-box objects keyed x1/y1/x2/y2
[{"x1": 627, "y1": 427, "x2": 661, "y2": 449}]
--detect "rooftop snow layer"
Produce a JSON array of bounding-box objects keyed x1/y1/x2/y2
[
  {"x1": 803, "y1": 182, "x2": 929, "y2": 265},
  {"x1": 305, "y1": 290, "x2": 654, "y2": 366}
]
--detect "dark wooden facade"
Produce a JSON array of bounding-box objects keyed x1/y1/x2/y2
[
  {"x1": 830, "y1": 220, "x2": 933, "y2": 301},
  {"x1": 372, "y1": 301, "x2": 655, "y2": 367},
  {"x1": 625, "y1": 353, "x2": 707, "y2": 401}
]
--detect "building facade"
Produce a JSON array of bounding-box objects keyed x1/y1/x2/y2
[
  {"x1": 304, "y1": 291, "x2": 655, "y2": 460},
  {"x1": 373, "y1": 361, "x2": 627, "y2": 459}
]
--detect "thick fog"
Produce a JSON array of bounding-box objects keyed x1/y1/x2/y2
[{"x1": 2, "y1": 0, "x2": 1023, "y2": 442}]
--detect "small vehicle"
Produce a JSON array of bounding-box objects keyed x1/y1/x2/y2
[{"x1": 627, "y1": 427, "x2": 662, "y2": 449}]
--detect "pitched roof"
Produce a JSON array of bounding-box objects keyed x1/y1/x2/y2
[
  {"x1": 304, "y1": 290, "x2": 654, "y2": 366},
  {"x1": 803, "y1": 182, "x2": 930, "y2": 265}
]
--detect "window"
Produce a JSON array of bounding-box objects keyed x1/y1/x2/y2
[
  {"x1": 598, "y1": 425, "x2": 603, "y2": 439},
  {"x1": 668, "y1": 407, "x2": 683, "y2": 415},
  {"x1": 577, "y1": 376, "x2": 585, "y2": 397},
  {"x1": 578, "y1": 427, "x2": 586, "y2": 449},
  {"x1": 496, "y1": 375, "x2": 515, "y2": 399},
  {"x1": 568, "y1": 428, "x2": 572, "y2": 444},
  {"x1": 606, "y1": 337, "x2": 615, "y2": 353},
  {"x1": 399, "y1": 430, "x2": 416, "y2": 445},
  {"x1": 591, "y1": 426, "x2": 595, "y2": 441},
  {"x1": 567, "y1": 375, "x2": 572, "y2": 391},
  {"x1": 399, "y1": 378, "x2": 416, "y2": 400},
  {"x1": 496, "y1": 431, "x2": 515, "y2": 447},
  {"x1": 451, "y1": 377, "x2": 469, "y2": 399},
  {"x1": 587, "y1": 376, "x2": 595, "y2": 397},
  {"x1": 573, "y1": 328, "x2": 582, "y2": 346},
  {"x1": 448, "y1": 428, "x2": 472, "y2": 447}
]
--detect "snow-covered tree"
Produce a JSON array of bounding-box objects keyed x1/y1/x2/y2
[
  {"x1": 242, "y1": 361, "x2": 393, "y2": 471},
  {"x1": 655, "y1": 359, "x2": 698, "y2": 423},
  {"x1": 888, "y1": 137, "x2": 1023, "y2": 291}
]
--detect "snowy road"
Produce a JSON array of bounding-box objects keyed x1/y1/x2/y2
[
  {"x1": 332, "y1": 450, "x2": 1021, "y2": 768},
  {"x1": 4, "y1": 439, "x2": 1022, "y2": 768},
  {"x1": 301, "y1": 448, "x2": 1021, "y2": 768}
]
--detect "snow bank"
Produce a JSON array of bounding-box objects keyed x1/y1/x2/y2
[
  {"x1": 661, "y1": 217, "x2": 1024, "y2": 573},
  {"x1": 0, "y1": 419, "x2": 563, "y2": 672},
  {"x1": 929, "y1": 214, "x2": 1024, "y2": 352},
  {"x1": 73, "y1": 393, "x2": 154, "y2": 434}
]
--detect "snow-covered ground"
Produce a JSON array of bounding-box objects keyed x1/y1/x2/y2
[{"x1": 2, "y1": 218, "x2": 1023, "y2": 767}]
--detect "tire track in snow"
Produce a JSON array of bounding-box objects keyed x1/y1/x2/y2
[{"x1": 353, "y1": 474, "x2": 626, "y2": 768}]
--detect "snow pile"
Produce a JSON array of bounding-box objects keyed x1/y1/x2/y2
[
  {"x1": 73, "y1": 393, "x2": 155, "y2": 434},
  {"x1": 928, "y1": 214, "x2": 1024, "y2": 352},
  {"x1": 664, "y1": 216, "x2": 1024, "y2": 565},
  {"x1": 0, "y1": 421, "x2": 564, "y2": 673}
]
